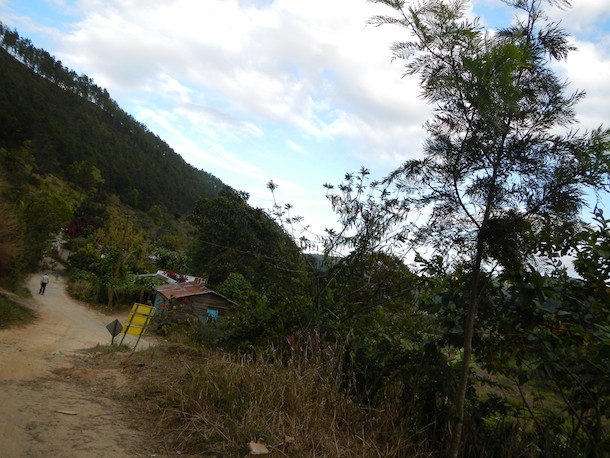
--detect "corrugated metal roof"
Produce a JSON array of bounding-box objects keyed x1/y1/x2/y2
[
  {"x1": 155, "y1": 282, "x2": 238, "y2": 306},
  {"x1": 156, "y1": 282, "x2": 213, "y2": 298}
]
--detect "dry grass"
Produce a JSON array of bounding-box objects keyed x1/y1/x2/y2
[{"x1": 106, "y1": 342, "x2": 431, "y2": 457}]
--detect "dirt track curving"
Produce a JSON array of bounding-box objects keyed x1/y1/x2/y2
[{"x1": 0, "y1": 273, "x2": 158, "y2": 457}]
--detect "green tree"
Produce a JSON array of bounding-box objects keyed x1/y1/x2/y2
[
  {"x1": 190, "y1": 188, "x2": 305, "y2": 289},
  {"x1": 365, "y1": 1, "x2": 610, "y2": 455},
  {"x1": 190, "y1": 188, "x2": 316, "y2": 347},
  {"x1": 65, "y1": 160, "x2": 103, "y2": 197},
  {"x1": 0, "y1": 195, "x2": 22, "y2": 279},
  {"x1": 474, "y1": 213, "x2": 610, "y2": 456},
  {"x1": 22, "y1": 191, "x2": 72, "y2": 269},
  {"x1": 215, "y1": 272, "x2": 275, "y2": 347},
  {"x1": 94, "y1": 198, "x2": 147, "y2": 308}
]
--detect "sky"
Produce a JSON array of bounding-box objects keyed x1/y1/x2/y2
[{"x1": 1, "y1": 0, "x2": 610, "y2": 242}]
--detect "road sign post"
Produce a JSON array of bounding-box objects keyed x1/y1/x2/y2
[{"x1": 105, "y1": 319, "x2": 123, "y2": 345}]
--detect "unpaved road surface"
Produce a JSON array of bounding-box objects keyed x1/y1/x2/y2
[{"x1": 0, "y1": 273, "x2": 158, "y2": 457}]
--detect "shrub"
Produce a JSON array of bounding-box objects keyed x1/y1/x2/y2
[{"x1": 0, "y1": 293, "x2": 34, "y2": 328}]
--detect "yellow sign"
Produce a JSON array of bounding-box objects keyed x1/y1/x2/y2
[
  {"x1": 125, "y1": 314, "x2": 151, "y2": 327},
  {"x1": 124, "y1": 326, "x2": 148, "y2": 336},
  {"x1": 121, "y1": 303, "x2": 155, "y2": 338}
]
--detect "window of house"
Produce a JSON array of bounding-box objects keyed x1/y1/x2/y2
[{"x1": 207, "y1": 308, "x2": 219, "y2": 320}]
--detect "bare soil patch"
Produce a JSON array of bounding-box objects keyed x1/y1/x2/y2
[{"x1": 0, "y1": 273, "x2": 166, "y2": 457}]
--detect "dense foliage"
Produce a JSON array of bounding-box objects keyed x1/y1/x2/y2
[{"x1": 362, "y1": 0, "x2": 610, "y2": 454}]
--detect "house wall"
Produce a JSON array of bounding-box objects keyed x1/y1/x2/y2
[
  {"x1": 187, "y1": 295, "x2": 233, "y2": 319},
  {"x1": 153, "y1": 292, "x2": 234, "y2": 322}
]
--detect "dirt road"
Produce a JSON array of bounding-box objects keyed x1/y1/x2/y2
[{"x1": 0, "y1": 273, "x2": 157, "y2": 457}]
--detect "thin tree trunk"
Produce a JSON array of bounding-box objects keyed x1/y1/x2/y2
[
  {"x1": 107, "y1": 253, "x2": 122, "y2": 309},
  {"x1": 448, "y1": 239, "x2": 485, "y2": 458}
]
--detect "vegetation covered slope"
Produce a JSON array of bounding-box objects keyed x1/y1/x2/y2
[
  {"x1": 0, "y1": 21, "x2": 306, "y2": 308},
  {"x1": 0, "y1": 23, "x2": 226, "y2": 215}
]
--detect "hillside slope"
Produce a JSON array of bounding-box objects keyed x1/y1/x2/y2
[{"x1": 0, "y1": 42, "x2": 226, "y2": 215}]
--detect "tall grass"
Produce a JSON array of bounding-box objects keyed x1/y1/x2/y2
[
  {"x1": 104, "y1": 335, "x2": 605, "y2": 457},
  {"x1": 118, "y1": 342, "x2": 432, "y2": 457}
]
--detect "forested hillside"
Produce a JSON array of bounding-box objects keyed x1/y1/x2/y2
[
  {"x1": 0, "y1": 22, "x2": 299, "y2": 291},
  {"x1": 0, "y1": 23, "x2": 225, "y2": 215}
]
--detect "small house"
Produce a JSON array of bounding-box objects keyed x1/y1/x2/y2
[{"x1": 153, "y1": 281, "x2": 237, "y2": 322}]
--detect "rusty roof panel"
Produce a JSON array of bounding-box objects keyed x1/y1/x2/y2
[
  {"x1": 155, "y1": 282, "x2": 213, "y2": 299},
  {"x1": 155, "y1": 282, "x2": 238, "y2": 306}
]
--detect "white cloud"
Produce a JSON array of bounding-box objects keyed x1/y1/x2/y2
[
  {"x1": 286, "y1": 140, "x2": 304, "y2": 154},
  {"x1": 549, "y1": 0, "x2": 610, "y2": 35},
  {"x1": 557, "y1": 40, "x2": 610, "y2": 130},
  {"x1": 51, "y1": 0, "x2": 426, "y2": 159}
]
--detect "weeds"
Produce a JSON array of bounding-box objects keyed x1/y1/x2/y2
[
  {"x1": 0, "y1": 293, "x2": 34, "y2": 328},
  {"x1": 88, "y1": 343, "x2": 132, "y2": 355},
  {"x1": 116, "y1": 343, "x2": 425, "y2": 457}
]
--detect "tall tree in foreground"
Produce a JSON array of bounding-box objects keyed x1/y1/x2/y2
[{"x1": 367, "y1": 0, "x2": 609, "y2": 455}]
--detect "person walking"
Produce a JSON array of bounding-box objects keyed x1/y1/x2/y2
[{"x1": 39, "y1": 273, "x2": 49, "y2": 295}]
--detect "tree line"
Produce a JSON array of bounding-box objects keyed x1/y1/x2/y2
[{"x1": 1, "y1": 21, "x2": 122, "y2": 114}]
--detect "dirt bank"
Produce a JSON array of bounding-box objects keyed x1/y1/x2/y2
[{"x1": 0, "y1": 273, "x2": 160, "y2": 457}]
